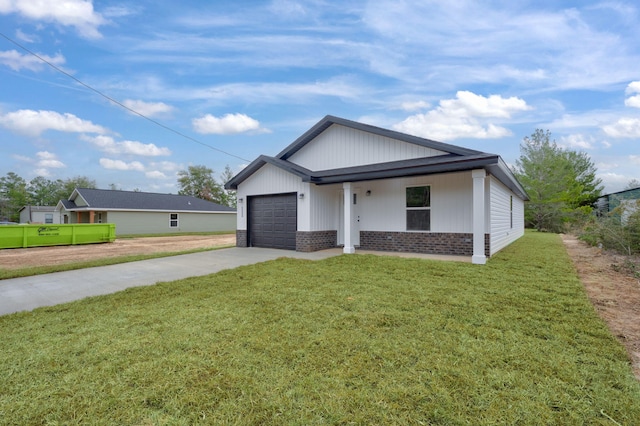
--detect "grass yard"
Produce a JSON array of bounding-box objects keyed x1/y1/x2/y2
[{"x1": 1, "y1": 232, "x2": 639, "y2": 425}]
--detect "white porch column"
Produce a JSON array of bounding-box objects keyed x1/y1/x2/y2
[
  {"x1": 343, "y1": 182, "x2": 355, "y2": 254},
  {"x1": 472, "y1": 169, "x2": 487, "y2": 265}
]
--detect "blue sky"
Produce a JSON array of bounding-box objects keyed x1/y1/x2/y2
[{"x1": 1, "y1": 0, "x2": 639, "y2": 194}]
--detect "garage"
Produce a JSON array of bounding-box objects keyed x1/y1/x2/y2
[{"x1": 248, "y1": 193, "x2": 297, "y2": 250}]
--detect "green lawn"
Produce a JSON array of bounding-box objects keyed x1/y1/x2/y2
[{"x1": 1, "y1": 232, "x2": 639, "y2": 425}]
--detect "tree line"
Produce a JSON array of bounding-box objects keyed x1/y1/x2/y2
[
  {"x1": 0, "y1": 165, "x2": 236, "y2": 222},
  {"x1": 2, "y1": 133, "x2": 636, "y2": 253},
  {"x1": 512, "y1": 129, "x2": 640, "y2": 256}
]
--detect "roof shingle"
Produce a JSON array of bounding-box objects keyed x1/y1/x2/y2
[{"x1": 60, "y1": 188, "x2": 235, "y2": 212}]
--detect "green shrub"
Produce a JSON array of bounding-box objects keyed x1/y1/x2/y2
[{"x1": 579, "y1": 201, "x2": 640, "y2": 255}]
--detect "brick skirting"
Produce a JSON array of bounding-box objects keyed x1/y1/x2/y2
[
  {"x1": 236, "y1": 230, "x2": 248, "y2": 247},
  {"x1": 296, "y1": 230, "x2": 337, "y2": 252},
  {"x1": 360, "y1": 231, "x2": 491, "y2": 257},
  {"x1": 238, "y1": 229, "x2": 489, "y2": 256}
]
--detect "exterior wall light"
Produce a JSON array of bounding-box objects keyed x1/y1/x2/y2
[
  {"x1": 366, "y1": 190, "x2": 371, "y2": 196},
  {"x1": 238, "y1": 198, "x2": 243, "y2": 203},
  {"x1": 299, "y1": 193, "x2": 305, "y2": 199}
]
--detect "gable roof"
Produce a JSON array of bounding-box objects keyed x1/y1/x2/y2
[
  {"x1": 56, "y1": 188, "x2": 235, "y2": 213},
  {"x1": 225, "y1": 115, "x2": 529, "y2": 200},
  {"x1": 19, "y1": 205, "x2": 56, "y2": 213},
  {"x1": 276, "y1": 115, "x2": 483, "y2": 160}
]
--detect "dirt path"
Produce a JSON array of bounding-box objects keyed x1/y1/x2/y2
[
  {"x1": 561, "y1": 234, "x2": 640, "y2": 380},
  {"x1": 0, "y1": 234, "x2": 236, "y2": 270}
]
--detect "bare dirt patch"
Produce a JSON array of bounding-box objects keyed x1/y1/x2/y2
[
  {"x1": 0, "y1": 234, "x2": 236, "y2": 270},
  {"x1": 561, "y1": 234, "x2": 640, "y2": 380}
]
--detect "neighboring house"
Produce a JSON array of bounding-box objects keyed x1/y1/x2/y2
[
  {"x1": 19, "y1": 206, "x2": 59, "y2": 224},
  {"x1": 596, "y1": 187, "x2": 640, "y2": 223},
  {"x1": 225, "y1": 115, "x2": 528, "y2": 264},
  {"x1": 56, "y1": 188, "x2": 236, "y2": 235}
]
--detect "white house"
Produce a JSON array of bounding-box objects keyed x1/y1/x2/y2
[
  {"x1": 225, "y1": 115, "x2": 528, "y2": 264},
  {"x1": 19, "y1": 206, "x2": 59, "y2": 224},
  {"x1": 56, "y1": 188, "x2": 236, "y2": 235}
]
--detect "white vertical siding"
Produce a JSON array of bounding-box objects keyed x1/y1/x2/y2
[
  {"x1": 489, "y1": 176, "x2": 525, "y2": 255},
  {"x1": 353, "y1": 171, "x2": 473, "y2": 233},
  {"x1": 430, "y1": 172, "x2": 474, "y2": 233},
  {"x1": 235, "y1": 163, "x2": 308, "y2": 231},
  {"x1": 289, "y1": 124, "x2": 448, "y2": 170},
  {"x1": 309, "y1": 184, "x2": 341, "y2": 231}
]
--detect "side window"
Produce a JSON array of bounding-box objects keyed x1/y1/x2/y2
[
  {"x1": 170, "y1": 213, "x2": 179, "y2": 228},
  {"x1": 45, "y1": 213, "x2": 53, "y2": 224},
  {"x1": 510, "y1": 195, "x2": 513, "y2": 229},
  {"x1": 406, "y1": 186, "x2": 430, "y2": 231}
]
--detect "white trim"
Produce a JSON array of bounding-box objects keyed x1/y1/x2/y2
[
  {"x1": 405, "y1": 184, "x2": 431, "y2": 231},
  {"x1": 342, "y1": 182, "x2": 355, "y2": 254},
  {"x1": 170, "y1": 213, "x2": 179, "y2": 228},
  {"x1": 472, "y1": 169, "x2": 487, "y2": 265}
]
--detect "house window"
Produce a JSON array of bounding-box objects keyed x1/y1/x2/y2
[
  {"x1": 97, "y1": 213, "x2": 102, "y2": 224},
  {"x1": 170, "y1": 213, "x2": 179, "y2": 228},
  {"x1": 510, "y1": 196, "x2": 513, "y2": 229},
  {"x1": 45, "y1": 213, "x2": 53, "y2": 224},
  {"x1": 406, "y1": 186, "x2": 431, "y2": 231}
]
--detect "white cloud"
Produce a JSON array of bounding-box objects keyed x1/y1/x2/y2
[
  {"x1": 625, "y1": 95, "x2": 640, "y2": 108},
  {"x1": 145, "y1": 170, "x2": 168, "y2": 179},
  {"x1": 440, "y1": 91, "x2": 530, "y2": 118},
  {"x1": 361, "y1": 1, "x2": 640, "y2": 91},
  {"x1": 122, "y1": 99, "x2": 174, "y2": 117},
  {"x1": 0, "y1": 49, "x2": 66, "y2": 72},
  {"x1": 624, "y1": 81, "x2": 640, "y2": 108},
  {"x1": 99, "y1": 158, "x2": 145, "y2": 171},
  {"x1": 82, "y1": 135, "x2": 171, "y2": 156},
  {"x1": 630, "y1": 155, "x2": 640, "y2": 165},
  {"x1": 0, "y1": 0, "x2": 106, "y2": 39},
  {"x1": 0, "y1": 109, "x2": 107, "y2": 136},
  {"x1": 36, "y1": 151, "x2": 65, "y2": 168},
  {"x1": 596, "y1": 162, "x2": 618, "y2": 171},
  {"x1": 148, "y1": 161, "x2": 181, "y2": 172},
  {"x1": 602, "y1": 117, "x2": 640, "y2": 138},
  {"x1": 626, "y1": 81, "x2": 640, "y2": 94},
  {"x1": 269, "y1": 0, "x2": 306, "y2": 17},
  {"x1": 393, "y1": 91, "x2": 530, "y2": 141},
  {"x1": 15, "y1": 29, "x2": 38, "y2": 43},
  {"x1": 400, "y1": 100, "x2": 430, "y2": 111},
  {"x1": 184, "y1": 77, "x2": 365, "y2": 104},
  {"x1": 192, "y1": 113, "x2": 264, "y2": 135},
  {"x1": 599, "y1": 172, "x2": 633, "y2": 188},
  {"x1": 559, "y1": 134, "x2": 595, "y2": 150},
  {"x1": 33, "y1": 168, "x2": 50, "y2": 177}
]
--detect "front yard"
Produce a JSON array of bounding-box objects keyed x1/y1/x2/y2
[{"x1": 1, "y1": 232, "x2": 639, "y2": 424}]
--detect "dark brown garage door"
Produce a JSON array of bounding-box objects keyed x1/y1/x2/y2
[{"x1": 248, "y1": 193, "x2": 297, "y2": 250}]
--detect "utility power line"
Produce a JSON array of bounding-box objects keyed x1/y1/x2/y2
[{"x1": 0, "y1": 32, "x2": 251, "y2": 163}]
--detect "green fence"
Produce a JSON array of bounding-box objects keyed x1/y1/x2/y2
[{"x1": 0, "y1": 224, "x2": 116, "y2": 249}]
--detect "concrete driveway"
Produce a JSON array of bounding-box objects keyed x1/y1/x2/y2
[{"x1": 0, "y1": 247, "x2": 340, "y2": 316}]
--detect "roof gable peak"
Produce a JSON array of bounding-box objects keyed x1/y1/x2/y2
[{"x1": 276, "y1": 115, "x2": 485, "y2": 161}]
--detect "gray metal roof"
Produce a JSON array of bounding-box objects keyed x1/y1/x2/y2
[
  {"x1": 58, "y1": 188, "x2": 235, "y2": 212},
  {"x1": 225, "y1": 115, "x2": 529, "y2": 200}
]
